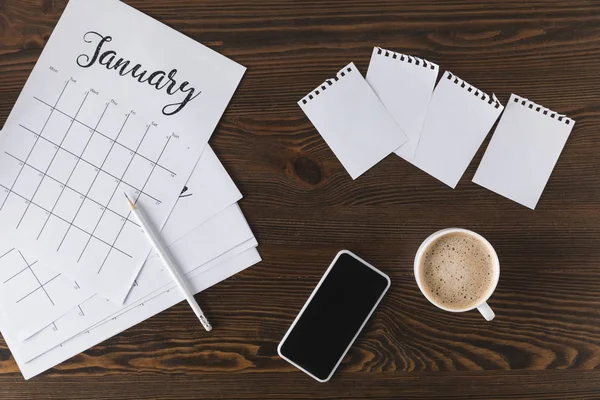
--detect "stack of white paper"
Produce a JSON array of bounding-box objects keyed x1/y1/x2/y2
[
  {"x1": 0, "y1": 0, "x2": 260, "y2": 379},
  {"x1": 0, "y1": 0, "x2": 247, "y2": 304},
  {"x1": 0, "y1": 145, "x2": 260, "y2": 379}
]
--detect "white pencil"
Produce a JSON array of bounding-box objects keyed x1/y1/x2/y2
[{"x1": 124, "y1": 193, "x2": 212, "y2": 331}]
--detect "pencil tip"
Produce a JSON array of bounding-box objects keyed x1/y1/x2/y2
[{"x1": 124, "y1": 192, "x2": 135, "y2": 208}]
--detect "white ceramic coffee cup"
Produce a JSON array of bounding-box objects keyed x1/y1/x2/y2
[{"x1": 414, "y1": 228, "x2": 499, "y2": 321}]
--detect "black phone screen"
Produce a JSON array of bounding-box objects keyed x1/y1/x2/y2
[{"x1": 278, "y1": 252, "x2": 390, "y2": 381}]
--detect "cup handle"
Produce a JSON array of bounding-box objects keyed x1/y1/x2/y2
[{"x1": 477, "y1": 302, "x2": 495, "y2": 321}]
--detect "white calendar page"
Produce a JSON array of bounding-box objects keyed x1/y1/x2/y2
[{"x1": 0, "y1": 0, "x2": 245, "y2": 303}]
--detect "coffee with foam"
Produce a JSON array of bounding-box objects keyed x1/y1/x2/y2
[{"x1": 418, "y1": 231, "x2": 496, "y2": 311}]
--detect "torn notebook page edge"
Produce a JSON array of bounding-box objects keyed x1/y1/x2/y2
[
  {"x1": 443, "y1": 71, "x2": 504, "y2": 111},
  {"x1": 298, "y1": 62, "x2": 358, "y2": 106},
  {"x1": 508, "y1": 93, "x2": 575, "y2": 126},
  {"x1": 372, "y1": 47, "x2": 439, "y2": 72}
]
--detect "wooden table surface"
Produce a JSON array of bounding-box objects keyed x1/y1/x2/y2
[{"x1": 1, "y1": 0, "x2": 600, "y2": 398}]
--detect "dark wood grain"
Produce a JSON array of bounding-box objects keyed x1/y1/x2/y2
[{"x1": 2, "y1": 0, "x2": 600, "y2": 398}]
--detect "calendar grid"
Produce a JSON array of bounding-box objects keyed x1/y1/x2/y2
[
  {"x1": 16, "y1": 87, "x2": 86, "y2": 230},
  {"x1": 1, "y1": 249, "x2": 58, "y2": 306},
  {"x1": 2, "y1": 261, "x2": 38, "y2": 285},
  {"x1": 96, "y1": 129, "x2": 172, "y2": 274},
  {"x1": 17, "y1": 273, "x2": 61, "y2": 305},
  {"x1": 0, "y1": 82, "x2": 69, "y2": 212},
  {"x1": 33, "y1": 96, "x2": 176, "y2": 176},
  {"x1": 3, "y1": 151, "x2": 139, "y2": 226},
  {"x1": 0, "y1": 80, "x2": 179, "y2": 268},
  {"x1": 17, "y1": 124, "x2": 162, "y2": 205},
  {"x1": 2, "y1": 250, "x2": 37, "y2": 284},
  {"x1": 36, "y1": 89, "x2": 90, "y2": 239},
  {"x1": 0, "y1": 182, "x2": 133, "y2": 258},
  {"x1": 0, "y1": 69, "x2": 189, "y2": 302},
  {"x1": 77, "y1": 113, "x2": 130, "y2": 262},
  {"x1": 3, "y1": 262, "x2": 38, "y2": 285},
  {"x1": 56, "y1": 102, "x2": 110, "y2": 251}
]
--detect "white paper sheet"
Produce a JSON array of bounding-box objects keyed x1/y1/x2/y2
[
  {"x1": 160, "y1": 147, "x2": 241, "y2": 246},
  {"x1": 0, "y1": 0, "x2": 245, "y2": 303},
  {"x1": 0, "y1": 249, "x2": 93, "y2": 342},
  {"x1": 17, "y1": 204, "x2": 256, "y2": 362},
  {"x1": 2, "y1": 247, "x2": 261, "y2": 380},
  {"x1": 0, "y1": 145, "x2": 242, "y2": 340},
  {"x1": 298, "y1": 62, "x2": 407, "y2": 179},
  {"x1": 366, "y1": 47, "x2": 439, "y2": 161},
  {"x1": 413, "y1": 71, "x2": 504, "y2": 188},
  {"x1": 473, "y1": 94, "x2": 575, "y2": 209}
]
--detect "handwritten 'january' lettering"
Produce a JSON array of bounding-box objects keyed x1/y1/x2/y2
[{"x1": 76, "y1": 31, "x2": 201, "y2": 116}]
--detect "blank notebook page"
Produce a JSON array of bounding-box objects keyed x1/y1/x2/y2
[
  {"x1": 366, "y1": 47, "x2": 439, "y2": 161},
  {"x1": 413, "y1": 71, "x2": 504, "y2": 188},
  {"x1": 473, "y1": 94, "x2": 575, "y2": 209},
  {"x1": 298, "y1": 62, "x2": 407, "y2": 180}
]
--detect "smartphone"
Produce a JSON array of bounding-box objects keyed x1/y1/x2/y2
[{"x1": 277, "y1": 250, "x2": 391, "y2": 382}]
